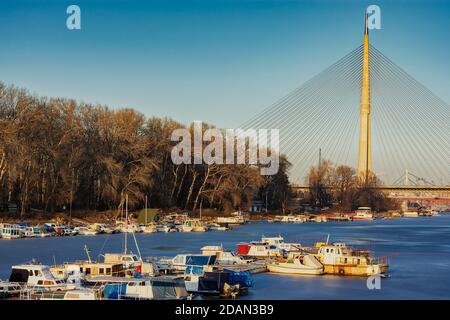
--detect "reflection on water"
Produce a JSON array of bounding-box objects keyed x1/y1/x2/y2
[{"x1": 1, "y1": 215, "x2": 450, "y2": 299}]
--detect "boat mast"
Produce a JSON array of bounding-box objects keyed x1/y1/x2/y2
[
  {"x1": 145, "y1": 194, "x2": 148, "y2": 225},
  {"x1": 84, "y1": 245, "x2": 92, "y2": 263},
  {"x1": 124, "y1": 194, "x2": 128, "y2": 254}
]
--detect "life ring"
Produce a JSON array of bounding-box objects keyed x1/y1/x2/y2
[{"x1": 339, "y1": 269, "x2": 345, "y2": 275}]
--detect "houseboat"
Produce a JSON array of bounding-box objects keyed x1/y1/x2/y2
[
  {"x1": 22, "y1": 225, "x2": 52, "y2": 238},
  {"x1": 103, "y1": 253, "x2": 157, "y2": 276},
  {"x1": 0, "y1": 223, "x2": 23, "y2": 239},
  {"x1": 50, "y1": 261, "x2": 126, "y2": 281},
  {"x1": 314, "y1": 242, "x2": 389, "y2": 276}
]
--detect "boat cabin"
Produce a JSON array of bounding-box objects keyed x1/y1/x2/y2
[
  {"x1": 9, "y1": 263, "x2": 75, "y2": 291},
  {"x1": 170, "y1": 254, "x2": 217, "y2": 272},
  {"x1": 0, "y1": 223, "x2": 23, "y2": 239},
  {"x1": 51, "y1": 261, "x2": 125, "y2": 280},
  {"x1": 200, "y1": 246, "x2": 252, "y2": 265}
]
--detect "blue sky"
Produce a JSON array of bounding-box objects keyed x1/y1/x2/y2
[{"x1": 1, "y1": 0, "x2": 449, "y2": 128}]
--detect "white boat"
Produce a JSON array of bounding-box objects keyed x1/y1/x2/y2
[
  {"x1": 178, "y1": 223, "x2": 193, "y2": 232},
  {"x1": 353, "y1": 207, "x2": 377, "y2": 220},
  {"x1": 0, "y1": 223, "x2": 23, "y2": 239},
  {"x1": 8, "y1": 263, "x2": 76, "y2": 291},
  {"x1": 403, "y1": 211, "x2": 419, "y2": 217},
  {"x1": 156, "y1": 224, "x2": 171, "y2": 232},
  {"x1": 200, "y1": 245, "x2": 252, "y2": 265},
  {"x1": 183, "y1": 219, "x2": 207, "y2": 232},
  {"x1": 207, "y1": 223, "x2": 228, "y2": 231},
  {"x1": 116, "y1": 222, "x2": 142, "y2": 233},
  {"x1": 216, "y1": 215, "x2": 245, "y2": 225},
  {"x1": 90, "y1": 223, "x2": 116, "y2": 234},
  {"x1": 141, "y1": 223, "x2": 157, "y2": 233},
  {"x1": 267, "y1": 253, "x2": 324, "y2": 275},
  {"x1": 274, "y1": 215, "x2": 307, "y2": 223},
  {"x1": 40, "y1": 289, "x2": 100, "y2": 300},
  {"x1": 74, "y1": 226, "x2": 98, "y2": 236},
  {"x1": 430, "y1": 209, "x2": 440, "y2": 216},
  {"x1": 167, "y1": 254, "x2": 216, "y2": 272},
  {"x1": 237, "y1": 242, "x2": 281, "y2": 258},
  {"x1": 85, "y1": 276, "x2": 188, "y2": 300},
  {"x1": 261, "y1": 236, "x2": 302, "y2": 253}
]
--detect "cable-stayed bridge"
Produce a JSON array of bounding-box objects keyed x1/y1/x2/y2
[{"x1": 241, "y1": 15, "x2": 449, "y2": 199}]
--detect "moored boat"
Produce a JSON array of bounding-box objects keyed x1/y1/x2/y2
[
  {"x1": 267, "y1": 252, "x2": 324, "y2": 275},
  {"x1": 200, "y1": 245, "x2": 253, "y2": 265},
  {"x1": 353, "y1": 207, "x2": 381, "y2": 221},
  {"x1": 314, "y1": 242, "x2": 388, "y2": 276},
  {"x1": 8, "y1": 262, "x2": 76, "y2": 291},
  {"x1": 403, "y1": 210, "x2": 419, "y2": 217},
  {"x1": 0, "y1": 223, "x2": 23, "y2": 239}
]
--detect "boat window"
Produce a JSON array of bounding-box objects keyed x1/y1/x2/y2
[
  {"x1": 85, "y1": 268, "x2": 91, "y2": 275},
  {"x1": 106, "y1": 268, "x2": 111, "y2": 274},
  {"x1": 133, "y1": 256, "x2": 139, "y2": 261},
  {"x1": 34, "y1": 270, "x2": 39, "y2": 276},
  {"x1": 29, "y1": 270, "x2": 34, "y2": 276},
  {"x1": 37, "y1": 280, "x2": 43, "y2": 285},
  {"x1": 99, "y1": 268, "x2": 104, "y2": 274}
]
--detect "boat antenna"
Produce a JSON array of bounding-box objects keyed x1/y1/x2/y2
[{"x1": 326, "y1": 234, "x2": 330, "y2": 245}]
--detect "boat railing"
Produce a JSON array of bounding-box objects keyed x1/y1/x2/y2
[{"x1": 17, "y1": 285, "x2": 47, "y2": 300}]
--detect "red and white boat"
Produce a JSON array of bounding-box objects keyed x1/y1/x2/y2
[{"x1": 237, "y1": 242, "x2": 281, "y2": 258}]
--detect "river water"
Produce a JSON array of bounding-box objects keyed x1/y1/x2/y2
[{"x1": 1, "y1": 215, "x2": 449, "y2": 299}]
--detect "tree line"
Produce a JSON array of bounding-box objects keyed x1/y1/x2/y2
[
  {"x1": 307, "y1": 160, "x2": 398, "y2": 211},
  {"x1": 0, "y1": 82, "x2": 291, "y2": 216}
]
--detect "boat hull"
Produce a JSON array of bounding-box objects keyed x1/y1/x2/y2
[
  {"x1": 322, "y1": 263, "x2": 388, "y2": 276},
  {"x1": 267, "y1": 263, "x2": 323, "y2": 275}
]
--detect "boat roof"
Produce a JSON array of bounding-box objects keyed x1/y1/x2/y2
[
  {"x1": 12, "y1": 264, "x2": 50, "y2": 270},
  {"x1": 201, "y1": 245, "x2": 223, "y2": 251}
]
